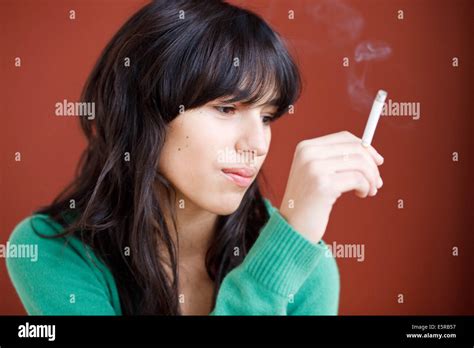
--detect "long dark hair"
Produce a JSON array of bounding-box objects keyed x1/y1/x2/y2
[{"x1": 34, "y1": 0, "x2": 302, "y2": 315}]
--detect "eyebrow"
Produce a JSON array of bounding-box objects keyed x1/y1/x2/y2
[{"x1": 219, "y1": 97, "x2": 279, "y2": 108}]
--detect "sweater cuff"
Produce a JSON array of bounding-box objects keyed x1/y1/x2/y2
[{"x1": 241, "y1": 209, "x2": 327, "y2": 297}]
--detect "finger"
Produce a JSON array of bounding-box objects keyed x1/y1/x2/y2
[
  {"x1": 302, "y1": 131, "x2": 357, "y2": 147},
  {"x1": 307, "y1": 142, "x2": 383, "y2": 171},
  {"x1": 303, "y1": 143, "x2": 382, "y2": 189},
  {"x1": 364, "y1": 144, "x2": 384, "y2": 166},
  {"x1": 301, "y1": 131, "x2": 384, "y2": 165},
  {"x1": 330, "y1": 171, "x2": 371, "y2": 198},
  {"x1": 317, "y1": 154, "x2": 379, "y2": 195}
]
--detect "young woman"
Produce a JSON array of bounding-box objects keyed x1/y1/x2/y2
[{"x1": 7, "y1": 0, "x2": 384, "y2": 315}]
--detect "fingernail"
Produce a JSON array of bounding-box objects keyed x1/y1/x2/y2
[{"x1": 377, "y1": 176, "x2": 383, "y2": 188}]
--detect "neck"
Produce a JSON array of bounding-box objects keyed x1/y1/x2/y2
[{"x1": 156, "y1": 184, "x2": 218, "y2": 260}]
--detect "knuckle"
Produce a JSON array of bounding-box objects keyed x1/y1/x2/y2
[
  {"x1": 341, "y1": 130, "x2": 358, "y2": 140},
  {"x1": 315, "y1": 175, "x2": 333, "y2": 196},
  {"x1": 357, "y1": 151, "x2": 378, "y2": 172},
  {"x1": 339, "y1": 130, "x2": 351, "y2": 138},
  {"x1": 306, "y1": 161, "x2": 321, "y2": 177},
  {"x1": 296, "y1": 140, "x2": 308, "y2": 150},
  {"x1": 359, "y1": 176, "x2": 370, "y2": 193},
  {"x1": 304, "y1": 164, "x2": 338, "y2": 197},
  {"x1": 352, "y1": 152, "x2": 366, "y2": 163},
  {"x1": 354, "y1": 172, "x2": 365, "y2": 186},
  {"x1": 296, "y1": 145, "x2": 312, "y2": 164}
]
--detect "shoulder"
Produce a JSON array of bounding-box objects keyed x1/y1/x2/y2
[
  {"x1": 6, "y1": 214, "x2": 69, "y2": 266},
  {"x1": 6, "y1": 214, "x2": 121, "y2": 315},
  {"x1": 8, "y1": 214, "x2": 64, "y2": 245},
  {"x1": 7, "y1": 213, "x2": 86, "y2": 264}
]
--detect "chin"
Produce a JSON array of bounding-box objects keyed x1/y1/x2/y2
[{"x1": 206, "y1": 192, "x2": 246, "y2": 216}]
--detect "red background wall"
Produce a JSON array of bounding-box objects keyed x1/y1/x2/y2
[{"x1": 1, "y1": 0, "x2": 472, "y2": 315}]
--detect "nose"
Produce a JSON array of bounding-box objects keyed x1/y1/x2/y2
[{"x1": 235, "y1": 110, "x2": 269, "y2": 160}]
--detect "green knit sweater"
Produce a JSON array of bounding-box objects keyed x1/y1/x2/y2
[{"x1": 6, "y1": 199, "x2": 340, "y2": 315}]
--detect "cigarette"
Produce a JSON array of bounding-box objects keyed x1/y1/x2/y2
[{"x1": 361, "y1": 89, "x2": 387, "y2": 147}]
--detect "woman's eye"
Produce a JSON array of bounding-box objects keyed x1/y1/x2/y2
[
  {"x1": 215, "y1": 106, "x2": 236, "y2": 115},
  {"x1": 262, "y1": 115, "x2": 275, "y2": 124},
  {"x1": 214, "y1": 105, "x2": 274, "y2": 124}
]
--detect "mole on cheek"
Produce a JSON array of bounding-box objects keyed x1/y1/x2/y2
[{"x1": 178, "y1": 136, "x2": 189, "y2": 151}]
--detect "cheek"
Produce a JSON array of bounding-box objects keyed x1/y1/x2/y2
[
  {"x1": 158, "y1": 112, "x2": 244, "y2": 213},
  {"x1": 159, "y1": 117, "x2": 216, "y2": 183},
  {"x1": 164, "y1": 113, "x2": 225, "y2": 170}
]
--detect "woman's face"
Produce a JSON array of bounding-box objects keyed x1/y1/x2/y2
[{"x1": 158, "y1": 97, "x2": 277, "y2": 215}]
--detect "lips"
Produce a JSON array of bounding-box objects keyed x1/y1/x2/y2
[{"x1": 221, "y1": 167, "x2": 256, "y2": 188}]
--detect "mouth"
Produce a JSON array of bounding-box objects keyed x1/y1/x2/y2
[{"x1": 221, "y1": 167, "x2": 256, "y2": 188}]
